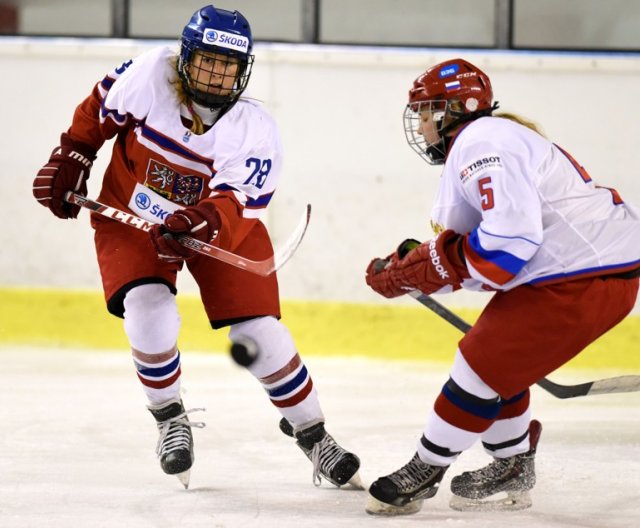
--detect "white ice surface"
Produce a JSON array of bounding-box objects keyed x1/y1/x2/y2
[{"x1": 1, "y1": 347, "x2": 639, "y2": 528}]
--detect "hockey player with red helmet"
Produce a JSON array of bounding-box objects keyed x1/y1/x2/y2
[
  {"x1": 365, "y1": 58, "x2": 640, "y2": 514},
  {"x1": 32, "y1": 4, "x2": 361, "y2": 491}
]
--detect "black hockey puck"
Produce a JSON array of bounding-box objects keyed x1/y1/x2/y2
[
  {"x1": 230, "y1": 338, "x2": 258, "y2": 367},
  {"x1": 279, "y1": 417, "x2": 294, "y2": 438}
]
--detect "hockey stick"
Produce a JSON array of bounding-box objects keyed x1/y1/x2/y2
[
  {"x1": 408, "y1": 291, "x2": 640, "y2": 398},
  {"x1": 410, "y1": 290, "x2": 472, "y2": 333},
  {"x1": 64, "y1": 192, "x2": 310, "y2": 277}
]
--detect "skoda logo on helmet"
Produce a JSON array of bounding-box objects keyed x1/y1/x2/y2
[{"x1": 201, "y1": 28, "x2": 249, "y2": 52}]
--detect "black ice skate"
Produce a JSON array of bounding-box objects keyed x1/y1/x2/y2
[
  {"x1": 449, "y1": 419, "x2": 542, "y2": 512},
  {"x1": 279, "y1": 418, "x2": 363, "y2": 489},
  {"x1": 365, "y1": 453, "x2": 448, "y2": 515},
  {"x1": 148, "y1": 398, "x2": 205, "y2": 489}
]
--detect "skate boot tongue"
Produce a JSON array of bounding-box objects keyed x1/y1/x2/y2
[
  {"x1": 294, "y1": 422, "x2": 326, "y2": 450},
  {"x1": 149, "y1": 400, "x2": 185, "y2": 422},
  {"x1": 280, "y1": 418, "x2": 363, "y2": 489},
  {"x1": 366, "y1": 453, "x2": 448, "y2": 516}
]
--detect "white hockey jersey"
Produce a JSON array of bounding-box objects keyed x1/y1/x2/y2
[
  {"x1": 71, "y1": 46, "x2": 282, "y2": 231},
  {"x1": 431, "y1": 116, "x2": 640, "y2": 291}
]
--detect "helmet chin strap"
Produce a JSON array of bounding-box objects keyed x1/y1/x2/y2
[
  {"x1": 428, "y1": 101, "x2": 500, "y2": 162},
  {"x1": 179, "y1": 68, "x2": 233, "y2": 117},
  {"x1": 438, "y1": 102, "x2": 500, "y2": 139},
  {"x1": 190, "y1": 89, "x2": 226, "y2": 110},
  {"x1": 176, "y1": 44, "x2": 253, "y2": 115},
  {"x1": 425, "y1": 137, "x2": 451, "y2": 164},
  {"x1": 182, "y1": 71, "x2": 226, "y2": 110}
]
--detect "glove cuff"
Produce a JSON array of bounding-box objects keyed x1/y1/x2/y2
[
  {"x1": 60, "y1": 132, "x2": 98, "y2": 162},
  {"x1": 397, "y1": 238, "x2": 421, "y2": 259},
  {"x1": 199, "y1": 198, "x2": 233, "y2": 248},
  {"x1": 440, "y1": 230, "x2": 470, "y2": 280}
]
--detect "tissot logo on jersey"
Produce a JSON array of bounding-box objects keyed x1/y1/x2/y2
[
  {"x1": 459, "y1": 155, "x2": 503, "y2": 183},
  {"x1": 202, "y1": 29, "x2": 249, "y2": 52}
]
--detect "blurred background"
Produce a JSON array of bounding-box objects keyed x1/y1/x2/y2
[
  {"x1": 2, "y1": 0, "x2": 640, "y2": 50},
  {"x1": 1, "y1": 8, "x2": 639, "y2": 526},
  {"x1": 1, "y1": 0, "x2": 640, "y2": 312}
]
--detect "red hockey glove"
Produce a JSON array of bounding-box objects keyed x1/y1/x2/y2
[
  {"x1": 150, "y1": 200, "x2": 221, "y2": 261},
  {"x1": 32, "y1": 133, "x2": 96, "y2": 219},
  {"x1": 365, "y1": 245, "x2": 409, "y2": 298},
  {"x1": 366, "y1": 231, "x2": 469, "y2": 298},
  {"x1": 394, "y1": 230, "x2": 469, "y2": 294}
]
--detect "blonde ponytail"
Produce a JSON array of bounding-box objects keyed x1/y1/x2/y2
[
  {"x1": 495, "y1": 112, "x2": 545, "y2": 136},
  {"x1": 169, "y1": 55, "x2": 205, "y2": 135}
]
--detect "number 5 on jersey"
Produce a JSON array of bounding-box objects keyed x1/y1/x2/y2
[
  {"x1": 478, "y1": 176, "x2": 494, "y2": 210},
  {"x1": 244, "y1": 157, "x2": 272, "y2": 189}
]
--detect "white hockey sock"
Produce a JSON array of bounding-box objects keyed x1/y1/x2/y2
[
  {"x1": 123, "y1": 284, "x2": 182, "y2": 405},
  {"x1": 133, "y1": 350, "x2": 182, "y2": 405},
  {"x1": 417, "y1": 350, "x2": 499, "y2": 466},
  {"x1": 229, "y1": 317, "x2": 324, "y2": 428},
  {"x1": 481, "y1": 407, "x2": 532, "y2": 457}
]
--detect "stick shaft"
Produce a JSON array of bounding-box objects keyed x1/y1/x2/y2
[
  {"x1": 64, "y1": 192, "x2": 308, "y2": 276},
  {"x1": 409, "y1": 291, "x2": 640, "y2": 399}
]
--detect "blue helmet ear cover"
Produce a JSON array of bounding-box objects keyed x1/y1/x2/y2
[{"x1": 178, "y1": 5, "x2": 254, "y2": 109}]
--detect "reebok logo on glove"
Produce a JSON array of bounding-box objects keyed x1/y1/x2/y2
[
  {"x1": 366, "y1": 229, "x2": 469, "y2": 298},
  {"x1": 429, "y1": 237, "x2": 450, "y2": 280}
]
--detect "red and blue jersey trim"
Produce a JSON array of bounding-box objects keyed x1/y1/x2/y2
[
  {"x1": 464, "y1": 229, "x2": 529, "y2": 285},
  {"x1": 213, "y1": 184, "x2": 274, "y2": 209},
  {"x1": 140, "y1": 124, "x2": 214, "y2": 167},
  {"x1": 529, "y1": 259, "x2": 640, "y2": 286}
]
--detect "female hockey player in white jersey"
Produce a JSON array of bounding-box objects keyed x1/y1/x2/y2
[
  {"x1": 32, "y1": 4, "x2": 361, "y2": 490},
  {"x1": 364, "y1": 58, "x2": 640, "y2": 515}
]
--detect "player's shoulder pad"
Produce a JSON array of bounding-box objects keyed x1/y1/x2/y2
[
  {"x1": 227, "y1": 96, "x2": 281, "y2": 144},
  {"x1": 103, "y1": 46, "x2": 177, "y2": 122}
]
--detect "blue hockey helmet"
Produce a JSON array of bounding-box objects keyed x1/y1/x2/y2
[{"x1": 178, "y1": 5, "x2": 254, "y2": 110}]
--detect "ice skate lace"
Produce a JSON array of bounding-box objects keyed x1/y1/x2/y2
[
  {"x1": 388, "y1": 454, "x2": 441, "y2": 493},
  {"x1": 310, "y1": 434, "x2": 346, "y2": 486},
  {"x1": 155, "y1": 407, "x2": 206, "y2": 457},
  {"x1": 465, "y1": 457, "x2": 517, "y2": 484}
]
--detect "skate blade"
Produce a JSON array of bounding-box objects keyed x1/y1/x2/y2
[
  {"x1": 365, "y1": 495, "x2": 423, "y2": 516},
  {"x1": 176, "y1": 470, "x2": 191, "y2": 489},
  {"x1": 345, "y1": 470, "x2": 365, "y2": 490},
  {"x1": 449, "y1": 490, "x2": 532, "y2": 512}
]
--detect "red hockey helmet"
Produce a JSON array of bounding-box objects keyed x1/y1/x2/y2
[
  {"x1": 404, "y1": 58, "x2": 497, "y2": 164},
  {"x1": 409, "y1": 58, "x2": 494, "y2": 113}
]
